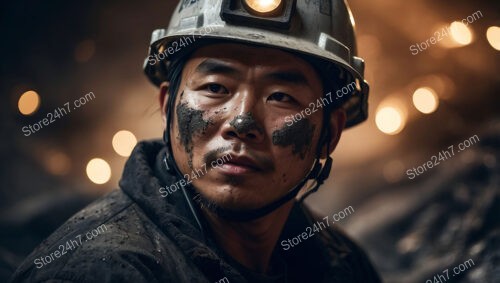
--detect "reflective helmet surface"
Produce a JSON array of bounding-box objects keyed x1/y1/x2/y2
[{"x1": 144, "y1": 0, "x2": 369, "y2": 127}]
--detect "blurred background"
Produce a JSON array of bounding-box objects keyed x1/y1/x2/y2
[{"x1": 1, "y1": 0, "x2": 499, "y2": 282}]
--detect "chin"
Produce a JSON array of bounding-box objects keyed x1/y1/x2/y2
[{"x1": 192, "y1": 183, "x2": 270, "y2": 211}]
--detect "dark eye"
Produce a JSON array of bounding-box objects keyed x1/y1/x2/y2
[
  {"x1": 205, "y1": 83, "x2": 228, "y2": 95},
  {"x1": 267, "y1": 92, "x2": 295, "y2": 103}
]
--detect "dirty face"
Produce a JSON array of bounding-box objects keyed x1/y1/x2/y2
[{"x1": 169, "y1": 43, "x2": 327, "y2": 212}]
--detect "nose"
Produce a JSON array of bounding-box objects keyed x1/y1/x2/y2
[{"x1": 222, "y1": 112, "x2": 265, "y2": 143}]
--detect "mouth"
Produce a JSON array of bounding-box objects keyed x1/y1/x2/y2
[
  {"x1": 203, "y1": 146, "x2": 275, "y2": 176},
  {"x1": 217, "y1": 155, "x2": 262, "y2": 175}
]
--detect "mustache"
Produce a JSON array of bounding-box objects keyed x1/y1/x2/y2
[{"x1": 203, "y1": 146, "x2": 275, "y2": 171}]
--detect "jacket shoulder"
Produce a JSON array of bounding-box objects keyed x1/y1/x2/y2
[{"x1": 10, "y1": 190, "x2": 177, "y2": 283}]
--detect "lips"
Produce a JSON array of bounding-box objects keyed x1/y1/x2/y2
[
  {"x1": 217, "y1": 154, "x2": 261, "y2": 175},
  {"x1": 227, "y1": 156, "x2": 260, "y2": 170}
]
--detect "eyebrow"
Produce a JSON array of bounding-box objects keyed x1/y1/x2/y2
[
  {"x1": 194, "y1": 59, "x2": 242, "y2": 78},
  {"x1": 193, "y1": 59, "x2": 311, "y2": 86},
  {"x1": 265, "y1": 71, "x2": 310, "y2": 86}
]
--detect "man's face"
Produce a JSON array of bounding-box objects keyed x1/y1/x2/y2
[{"x1": 168, "y1": 43, "x2": 330, "y2": 211}]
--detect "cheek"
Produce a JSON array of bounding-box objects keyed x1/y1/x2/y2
[
  {"x1": 175, "y1": 92, "x2": 228, "y2": 147},
  {"x1": 172, "y1": 93, "x2": 229, "y2": 171},
  {"x1": 174, "y1": 99, "x2": 215, "y2": 169},
  {"x1": 270, "y1": 147, "x2": 314, "y2": 187},
  {"x1": 176, "y1": 102, "x2": 212, "y2": 147},
  {"x1": 268, "y1": 117, "x2": 321, "y2": 186},
  {"x1": 271, "y1": 118, "x2": 317, "y2": 160}
]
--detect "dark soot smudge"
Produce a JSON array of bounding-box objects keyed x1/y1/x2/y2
[
  {"x1": 176, "y1": 102, "x2": 212, "y2": 168},
  {"x1": 272, "y1": 119, "x2": 315, "y2": 159}
]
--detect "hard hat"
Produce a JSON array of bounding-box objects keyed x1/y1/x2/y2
[{"x1": 144, "y1": 0, "x2": 369, "y2": 128}]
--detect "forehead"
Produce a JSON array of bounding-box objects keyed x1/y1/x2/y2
[{"x1": 183, "y1": 43, "x2": 322, "y2": 82}]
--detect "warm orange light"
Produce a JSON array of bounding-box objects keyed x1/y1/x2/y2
[
  {"x1": 18, "y1": 90, "x2": 40, "y2": 115},
  {"x1": 245, "y1": 0, "x2": 282, "y2": 13},
  {"x1": 86, "y1": 158, "x2": 111, "y2": 184},
  {"x1": 412, "y1": 87, "x2": 439, "y2": 114},
  {"x1": 486, "y1": 26, "x2": 500, "y2": 51},
  {"x1": 112, "y1": 130, "x2": 137, "y2": 157},
  {"x1": 376, "y1": 106, "x2": 406, "y2": 135},
  {"x1": 450, "y1": 21, "x2": 472, "y2": 45}
]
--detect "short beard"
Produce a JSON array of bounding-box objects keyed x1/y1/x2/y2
[
  {"x1": 192, "y1": 191, "x2": 222, "y2": 213},
  {"x1": 190, "y1": 179, "x2": 247, "y2": 219}
]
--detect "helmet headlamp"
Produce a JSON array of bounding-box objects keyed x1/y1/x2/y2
[
  {"x1": 221, "y1": 0, "x2": 295, "y2": 29},
  {"x1": 243, "y1": 0, "x2": 283, "y2": 15}
]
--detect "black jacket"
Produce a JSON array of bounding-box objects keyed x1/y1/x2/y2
[{"x1": 11, "y1": 140, "x2": 381, "y2": 283}]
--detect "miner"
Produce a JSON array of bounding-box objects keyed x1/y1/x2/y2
[{"x1": 12, "y1": 0, "x2": 379, "y2": 282}]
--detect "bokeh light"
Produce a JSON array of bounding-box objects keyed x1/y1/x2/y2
[
  {"x1": 112, "y1": 130, "x2": 137, "y2": 157},
  {"x1": 412, "y1": 87, "x2": 439, "y2": 114},
  {"x1": 44, "y1": 151, "x2": 71, "y2": 176},
  {"x1": 450, "y1": 21, "x2": 472, "y2": 45},
  {"x1": 18, "y1": 90, "x2": 40, "y2": 115},
  {"x1": 486, "y1": 26, "x2": 500, "y2": 51},
  {"x1": 376, "y1": 106, "x2": 406, "y2": 135},
  {"x1": 86, "y1": 158, "x2": 111, "y2": 184}
]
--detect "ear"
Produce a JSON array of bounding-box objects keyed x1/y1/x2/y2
[
  {"x1": 320, "y1": 108, "x2": 346, "y2": 158},
  {"x1": 159, "y1": 82, "x2": 170, "y2": 129}
]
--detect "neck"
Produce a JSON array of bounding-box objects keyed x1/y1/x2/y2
[{"x1": 202, "y1": 201, "x2": 294, "y2": 274}]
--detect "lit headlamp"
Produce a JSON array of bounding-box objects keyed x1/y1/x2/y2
[
  {"x1": 244, "y1": 0, "x2": 283, "y2": 14},
  {"x1": 221, "y1": 0, "x2": 296, "y2": 29}
]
